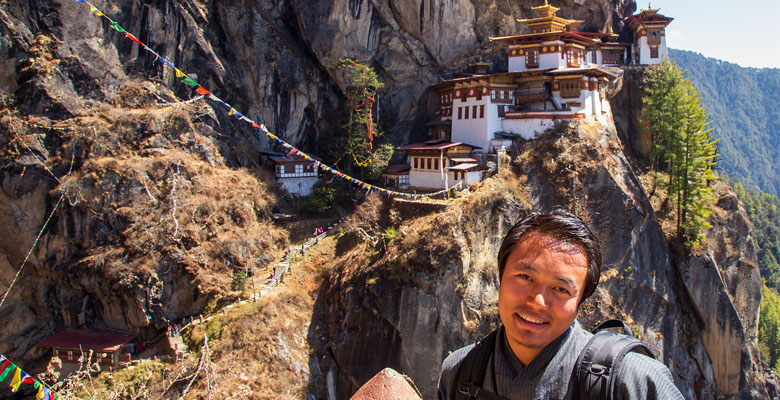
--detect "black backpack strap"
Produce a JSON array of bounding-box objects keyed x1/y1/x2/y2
[
  {"x1": 574, "y1": 323, "x2": 655, "y2": 400},
  {"x1": 591, "y1": 319, "x2": 634, "y2": 337},
  {"x1": 454, "y1": 329, "x2": 508, "y2": 400}
]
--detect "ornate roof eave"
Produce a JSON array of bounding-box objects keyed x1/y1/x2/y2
[{"x1": 490, "y1": 31, "x2": 597, "y2": 46}]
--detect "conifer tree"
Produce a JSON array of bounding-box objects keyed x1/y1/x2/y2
[
  {"x1": 338, "y1": 58, "x2": 393, "y2": 180},
  {"x1": 641, "y1": 60, "x2": 719, "y2": 247}
]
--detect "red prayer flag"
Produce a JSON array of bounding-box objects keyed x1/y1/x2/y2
[
  {"x1": 195, "y1": 86, "x2": 210, "y2": 95},
  {"x1": 286, "y1": 148, "x2": 298, "y2": 156},
  {"x1": 124, "y1": 33, "x2": 143, "y2": 45},
  {"x1": 0, "y1": 359, "x2": 10, "y2": 374},
  {"x1": 251, "y1": 122, "x2": 261, "y2": 129},
  {"x1": 20, "y1": 373, "x2": 35, "y2": 384}
]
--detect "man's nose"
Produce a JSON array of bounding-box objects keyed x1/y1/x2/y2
[{"x1": 530, "y1": 289, "x2": 547, "y2": 307}]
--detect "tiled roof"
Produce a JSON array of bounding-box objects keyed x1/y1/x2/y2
[{"x1": 36, "y1": 329, "x2": 137, "y2": 352}]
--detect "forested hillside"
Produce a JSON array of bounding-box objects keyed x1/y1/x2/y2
[
  {"x1": 731, "y1": 179, "x2": 780, "y2": 290},
  {"x1": 669, "y1": 49, "x2": 780, "y2": 197}
]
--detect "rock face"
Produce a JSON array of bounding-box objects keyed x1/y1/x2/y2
[
  {"x1": 0, "y1": 0, "x2": 771, "y2": 399},
  {"x1": 315, "y1": 117, "x2": 769, "y2": 399}
]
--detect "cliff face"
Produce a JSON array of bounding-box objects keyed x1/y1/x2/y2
[
  {"x1": 0, "y1": 0, "x2": 770, "y2": 399},
  {"x1": 316, "y1": 115, "x2": 768, "y2": 399}
]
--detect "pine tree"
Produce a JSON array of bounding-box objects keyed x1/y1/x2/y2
[
  {"x1": 338, "y1": 58, "x2": 393, "y2": 180},
  {"x1": 641, "y1": 60, "x2": 719, "y2": 248}
]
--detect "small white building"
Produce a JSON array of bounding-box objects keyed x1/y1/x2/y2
[
  {"x1": 380, "y1": 164, "x2": 410, "y2": 188},
  {"x1": 397, "y1": 140, "x2": 486, "y2": 190},
  {"x1": 262, "y1": 152, "x2": 321, "y2": 196},
  {"x1": 624, "y1": 7, "x2": 673, "y2": 65}
]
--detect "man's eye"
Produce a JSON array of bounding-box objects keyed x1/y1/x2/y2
[
  {"x1": 554, "y1": 287, "x2": 572, "y2": 296},
  {"x1": 517, "y1": 274, "x2": 532, "y2": 281}
]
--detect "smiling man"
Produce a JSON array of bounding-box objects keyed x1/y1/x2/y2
[{"x1": 436, "y1": 211, "x2": 684, "y2": 399}]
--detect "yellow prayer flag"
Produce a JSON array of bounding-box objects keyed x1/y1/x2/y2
[
  {"x1": 89, "y1": 5, "x2": 96, "y2": 13},
  {"x1": 10, "y1": 368, "x2": 21, "y2": 392},
  {"x1": 37, "y1": 385, "x2": 45, "y2": 400},
  {"x1": 228, "y1": 108, "x2": 237, "y2": 116},
  {"x1": 96, "y1": 11, "x2": 104, "y2": 17},
  {"x1": 174, "y1": 68, "x2": 185, "y2": 78},
  {"x1": 268, "y1": 133, "x2": 277, "y2": 140}
]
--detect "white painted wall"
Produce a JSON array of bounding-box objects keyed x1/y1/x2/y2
[
  {"x1": 638, "y1": 36, "x2": 667, "y2": 65},
  {"x1": 280, "y1": 176, "x2": 319, "y2": 196},
  {"x1": 409, "y1": 170, "x2": 448, "y2": 189},
  {"x1": 501, "y1": 118, "x2": 556, "y2": 139},
  {"x1": 451, "y1": 96, "x2": 490, "y2": 151},
  {"x1": 509, "y1": 54, "x2": 526, "y2": 72}
]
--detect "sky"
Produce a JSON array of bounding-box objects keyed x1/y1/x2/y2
[{"x1": 645, "y1": 0, "x2": 780, "y2": 69}]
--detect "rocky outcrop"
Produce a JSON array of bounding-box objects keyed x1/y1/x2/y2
[{"x1": 316, "y1": 117, "x2": 769, "y2": 399}]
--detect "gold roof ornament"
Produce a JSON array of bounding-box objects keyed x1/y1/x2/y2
[{"x1": 531, "y1": 0, "x2": 560, "y2": 18}]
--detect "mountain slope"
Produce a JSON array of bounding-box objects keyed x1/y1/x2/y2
[{"x1": 669, "y1": 48, "x2": 780, "y2": 197}]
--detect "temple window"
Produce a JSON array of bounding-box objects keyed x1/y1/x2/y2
[
  {"x1": 491, "y1": 89, "x2": 496, "y2": 100},
  {"x1": 647, "y1": 30, "x2": 661, "y2": 45},
  {"x1": 458, "y1": 107, "x2": 462, "y2": 119},
  {"x1": 480, "y1": 105, "x2": 485, "y2": 118},
  {"x1": 526, "y1": 49, "x2": 539, "y2": 68},
  {"x1": 472, "y1": 105, "x2": 477, "y2": 118},
  {"x1": 650, "y1": 47, "x2": 659, "y2": 58},
  {"x1": 560, "y1": 80, "x2": 580, "y2": 98}
]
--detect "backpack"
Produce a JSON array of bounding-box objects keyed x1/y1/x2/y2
[{"x1": 454, "y1": 319, "x2": 655, "y2": 400}]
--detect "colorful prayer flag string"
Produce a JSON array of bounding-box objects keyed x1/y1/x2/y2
[
  {"x1": 0, "y1": 354, "x2": 59, "y2": 399},
  {"x1": 69, "y1": 0, "x2": 468, "y2": 200}
]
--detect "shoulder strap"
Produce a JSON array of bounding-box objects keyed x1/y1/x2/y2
[
  {"x1": 454, "y1": 329, "x2": 508, "y2": 400},
  {"x1": 573, "y1": 322, "x2": 655, "y2": 400}
]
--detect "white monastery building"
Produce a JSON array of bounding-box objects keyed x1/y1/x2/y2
[{"x1": 389, "y1": 1, "x2": 673, "y2": 191}]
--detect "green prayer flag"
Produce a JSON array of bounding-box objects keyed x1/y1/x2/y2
[
  {"x1": 34, "y1": 381, "x2": 40, "y2": 389},
  {"x1": 182, "y1": 77, "x2": 199, "y2": 87},
  {"x1": 111, "y1": 21, "x2": 127, "y2": 34},
  {"x1": 0, "y1": 363, "x2": 15, "y2": 381}
]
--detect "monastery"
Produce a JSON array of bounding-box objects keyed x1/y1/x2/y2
[{"x1": 385, "y1": 1, "x2": 673, "y2": 191}]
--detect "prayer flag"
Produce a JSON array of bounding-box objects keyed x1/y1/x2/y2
[
  {"x1": 228, "y1": 108, "x2": 237, "y2": 116},
  {"x1": 174, "y1": 68, "x2": 186, "y2": 78},
  {"x1": 37, "y1": 385, "x2": 45, "y2": 400},
  {"x1": 195, "y1": 86, "x2": 210, "y2": 95},
  {"x1": 21, "y1": 371, "x2": 34, "y2": 385},
  {"x1": 251, "y1": 122, "x2": 261, "y2": 129},
  {"x1": 125, "y1": 33, "x2": 142, "y2": 45},
  {"x1": 286, "y1": 148, "x2": 298, "y2": 156},
  {"x1": 10, "y1": 367, "x2": 21, "y2": 391},
  {"x1": 268, "y1": 133, "x2": 278, "y2": 140},
  {"x1": 234, "y1": 111, "x2": 244, "y2": 118},
  {"x1": 110, "y1": 21, "x2": 126, "y2": 33},
  {"x1": 182, "y1": 77, "x2": 198, "y2": 87},
  {"x1": 73, "y1": 0, "x2": 86, "y2": 2},
  {"x1": 165, "y1": 60, "x2": 175, "y2": 68},
  {"x1": 0, "y1": 361, "x2": 14, "y2": 381},
  {"x1": 366, "y1": 184, "x2": 372, "y2": 190}
]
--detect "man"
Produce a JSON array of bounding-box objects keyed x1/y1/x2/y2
[{"x1": 437, "y1": 210, "x2": 684, "y2": 399}]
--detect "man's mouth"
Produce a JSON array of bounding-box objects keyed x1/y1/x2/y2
[{"x1": 516, "y1": 313, "x2": 549, "y2": 327}]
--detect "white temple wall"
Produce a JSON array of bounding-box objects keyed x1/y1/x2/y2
[
  {"x1": 501, "y1": 118, "x2": 556, "y2": 139},
  {"x1": 452, "y1": 96, "x2": 491, "y2": 151},
  {"x1": 409, "y1": 170, "x2": 448, "y2": 189},
  {"x1": 509, "y1": 55, "x2": 526, "y2": 72},
  {"x1": 638, "y1": 36, "x2": 667, "y2": 65},
  {"x1": 280, "y1": 176, "x2": 319, "y2": 197}
]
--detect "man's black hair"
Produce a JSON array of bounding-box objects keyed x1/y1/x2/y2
[{"x1": 497, "y1": 209, "x2": 601, "y2": 304}]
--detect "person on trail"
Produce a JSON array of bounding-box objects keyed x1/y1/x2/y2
[{"x1": 436, "y1": 210, "x2": 684, "y2": 400}]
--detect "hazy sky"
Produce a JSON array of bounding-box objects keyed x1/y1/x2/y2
[{"x1": 645, "y1": 0, "x2": 780, "y2": 69}]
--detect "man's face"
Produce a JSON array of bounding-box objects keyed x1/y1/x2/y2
[{"x1": 498, "y1": 232, "x2": 589, "y2": 365}]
